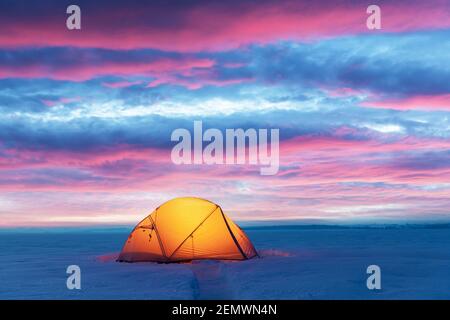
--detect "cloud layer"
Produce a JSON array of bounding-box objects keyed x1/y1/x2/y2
[{"x1": 0, "y1": 0, "x2": 449, "y2": 226}]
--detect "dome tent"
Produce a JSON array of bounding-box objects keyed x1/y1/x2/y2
[{"x1": 118, "y1": 197, "x2": 258, "y2": 262}]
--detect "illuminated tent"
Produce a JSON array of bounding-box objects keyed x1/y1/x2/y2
[{"x1": 118, "y1": 197, "x2": 258, "y2": 262}]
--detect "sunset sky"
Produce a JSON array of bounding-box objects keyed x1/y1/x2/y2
[{"x1": 1, "y1": 0, "x2": 450, "y2": 226}]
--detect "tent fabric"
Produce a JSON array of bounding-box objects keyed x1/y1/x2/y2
[{"x1": 118, "y1": 197, "x2": 258, "y2": 262}]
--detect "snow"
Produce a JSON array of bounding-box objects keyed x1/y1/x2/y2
[{"x1": 0, "y1": 225, "x2": 449, "y2": 299}]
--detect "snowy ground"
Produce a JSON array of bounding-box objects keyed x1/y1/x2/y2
[{"x1": 0, "y1": 225, "x2": 449, "y2": 299}]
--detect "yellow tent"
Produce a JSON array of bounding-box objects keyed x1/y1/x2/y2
[{"x1": 118, "y1": 197, "x2": 258, "y2": 262}]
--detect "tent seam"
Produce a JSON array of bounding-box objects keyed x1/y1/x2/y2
[
  {"x1": 168, "y1": 205, "x2": 219, "y2": 259},
  {"x1": 149, "y1": 213, "x2": 168, "y2": 260},
  {"x1": 219, "y1": 208, "x2": 247, "y2": 259}
]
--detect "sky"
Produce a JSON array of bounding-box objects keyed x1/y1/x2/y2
[{"x1": 0, "y1": 0, "x2": 449, "y2": 226}]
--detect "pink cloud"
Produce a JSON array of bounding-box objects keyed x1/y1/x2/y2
[
  {"x1": 0, "y1": 57, "x2": 215, "y2": 81},
  {"x1": 41, "y1": 97, "x2": 81, "y2": 107},
  {"x1": 2, "y1": 129, "x2": 450, "y2": 226},
  {"x1": 101, "y1": 80, "x2": 143, "y2": 88},
  {"x1": 1, "y1": 1, "x2": 448, "y2": 51},
  {"x1": 147, "y1": 76, "x2": 253, "y2": 90},
  {"x1": 322, "y1": 86, "x2": 370, "y2": 98},
  {"x1": 361, "y1": 94, "x2": 450, "y2": 111},
  {"x1": 281, "y1": 135, "x2": 450, "y2": 156},
  {"x1": 2, "y1": 133, "x2": 450, "y2": 193}
]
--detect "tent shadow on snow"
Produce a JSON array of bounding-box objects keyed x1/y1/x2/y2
[{"x1": 117, "y1": 197, "x2": 258, "y2": 263}]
